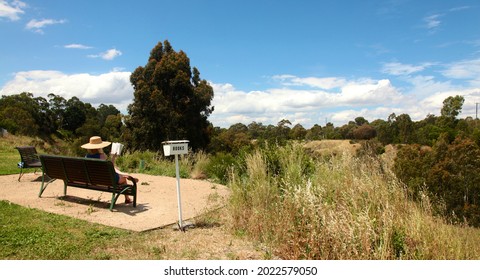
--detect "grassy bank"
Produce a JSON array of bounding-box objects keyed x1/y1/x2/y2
[{"x1": 228, "y1": 143, "x2": 480, "y2": 259}]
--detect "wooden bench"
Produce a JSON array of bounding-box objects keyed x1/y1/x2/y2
[
  {"x1": 38, "y1": 154, "x2": 137, "y2": 211},
  {"x1": 15, "y1": 146, "x2": 42, "y2": 181}
]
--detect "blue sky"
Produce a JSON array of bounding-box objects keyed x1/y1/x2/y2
[{"x1": 1, "y1": 0, "x2": 479, "y2": 128}]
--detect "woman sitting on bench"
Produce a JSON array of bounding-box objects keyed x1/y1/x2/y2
[{"x1": 81, "y1": 136, "x2": 139, "y2": 204}]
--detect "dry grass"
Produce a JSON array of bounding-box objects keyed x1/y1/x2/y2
[
  {"x1": 228, "y1": 142, "x2": 480, "y2": 259},
  {"x1": 304, "y1": 140, "x2": 361, "y2": 157},
  {"x1": 89, "y1": 209, "x2": 266, "y2": 260}
]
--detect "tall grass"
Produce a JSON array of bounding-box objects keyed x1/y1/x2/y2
[
  {"x1": 115, "y1": 149, "x2": 228, "y2": 183},
  {"x1": 228, "y1": 142, "x2": 480, "y2": 259}
]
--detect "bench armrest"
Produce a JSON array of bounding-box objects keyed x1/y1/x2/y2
[{"x1": 126, "y1": 176, "x2": 138, "y2": 186}]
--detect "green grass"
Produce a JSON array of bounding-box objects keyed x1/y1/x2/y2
[
  {"x1": 0, "y1": 200, "x2": 131, "y2": 259},
  {"x1": 0, "y1": 200, "x2": 255, "y2": 260},
  {"x1": 0, "y1": 146, "x2": 21, "y2": 175},
  {"x1": 0, "y1": 134, "x2": 45, "y2": 175}
]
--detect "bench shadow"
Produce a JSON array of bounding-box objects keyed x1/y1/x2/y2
[
  {"x1": 30, "y1": 175, "x2": 46, "y2": 182},
  {"x1": 57, "y1": 195, "x2": 150, "y2": 216}
]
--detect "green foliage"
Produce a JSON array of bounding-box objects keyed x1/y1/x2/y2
[
  {"x1": 391, "y1": 227, "x2": 407, "y2": 258},
  {"x1": 394, "y1": 135, "x2": 480, "y2": 226},
  {"x1": 0, "y1": 93, "x2": 41, "y2": 136},
  {"x1": 62, "y1": 97, "x2": 87, "y2": 132},
  {"x1": 205, "y1": 152, "x2": 238, "y2": 184},
  {"x1": 289, "y1": 124, "x2": 307, "y2": 140},
  {"x1": 441, "y1": 95, "x2": 464, "y2": 120},
  {"x1": 126, "y1": 40, "x2": 214, "y2": 152},
  {"x1": 208, "y1": 123, "x2": 253, "y2": 154},
  {"x1": 0, "y1": 93, "x2": 124, "y2": 145},
  {"x1": 114, "y1": 150, "x2": 189, "y2": 178},
  {"x1": 394, "y1": 144, "x2": 433, "y2": 198}
]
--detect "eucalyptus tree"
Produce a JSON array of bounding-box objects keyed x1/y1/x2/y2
[{"x1": 126, "y1": 40, "x2": 214, "y2": 151}]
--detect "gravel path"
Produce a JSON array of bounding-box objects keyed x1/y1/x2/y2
[{"x1": 0, "y1": 173, "x2": 229, "y2": 232}]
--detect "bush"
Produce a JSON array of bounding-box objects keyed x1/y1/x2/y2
[{"x1": 205, "y1": 152, "x2": 239, "y2": 184}]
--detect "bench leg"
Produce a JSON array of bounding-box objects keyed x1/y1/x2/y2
[
  {"x1": 109, "y1": 193, "x2": 119, "y2": 211},
  {"x1": 39, "y1": 171, "x2": 56, "y2": 197},
  {"x1": 18, "y1": 167, "x2": 24, "y2": 182},
  {"x1": 39, "y1": 174, "x2": 46, "y2": 197}
]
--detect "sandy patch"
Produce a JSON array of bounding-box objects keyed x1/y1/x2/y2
[{"x1": 0, "y1": 172, "x2": 229, "y2": 232}]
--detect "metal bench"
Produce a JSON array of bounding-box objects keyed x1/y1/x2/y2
[
  {"x1": 15, "y1": 146, "x2": 42, "y2": 181},
  {"x1": 39, "y1": 154, "x2": 137, "y2": 211}
]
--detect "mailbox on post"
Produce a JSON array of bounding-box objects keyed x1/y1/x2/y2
[
  {"x1": 162, "y1": 140, "x2": 189, "y2": 156},
  {"x1": 162, "y1": 140, "x2": 189, "y2": 231}
]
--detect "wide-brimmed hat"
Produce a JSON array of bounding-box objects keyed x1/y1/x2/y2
[{"x1": 81, "y1": 136, "x2": 111, "y2": 149}]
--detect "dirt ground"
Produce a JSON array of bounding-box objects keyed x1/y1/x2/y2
[{"x1": 0, "y1": 172, "x2": 229, "y2": 232}]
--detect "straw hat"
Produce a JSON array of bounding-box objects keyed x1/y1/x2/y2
[{"x1": 81, "y1": 136, "x2": 111, "y2": 149}]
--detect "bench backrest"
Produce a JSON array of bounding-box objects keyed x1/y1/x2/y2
[
  {"x1": 16, "y1": 146, "x2": 40, "y2": 166},
  {"x1": 39, "y1": 155, "x2": 117, "y2": 187}
]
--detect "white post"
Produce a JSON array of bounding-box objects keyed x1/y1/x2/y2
[
  {"x1": 162, "y1": 140, "x2": 188, "y2": 231},
  {"x1": 175, "y1": 154, "x2": 183, "y2": 229}
]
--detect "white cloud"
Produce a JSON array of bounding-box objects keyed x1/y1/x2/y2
[
  {"x1": 449, "y1": 6, "x2": 470, "y2": 12},
  {"x1": 442, "y1": 58, "x2": 480, "y2": 81},
  {"x1": 2, "y1": 63, "x2": 479, "y2": 129},
  {"x1": 25, "y1": 18, "x2": 66, "y2": 34},
  {"x1": 404, "y1": 75, "x2": 455, "y2": 99},
  {"x1": 273, "y1": 75, "x2": 347, "y2": 89},
  {"x1": 64, "y1": 44, "x2": 93, "y2": 50},
  {"x1": 0, "y1": 0, "x2": 26, "y2": 21},
  {"x1": 209, "y1": 63, "x2": 480, "y2": 128},
  {"x1": 382, "y1": 62, "x2": 434, "y2": 76},
  {"x1": 209, "y1": 77, "x2": 404, "y2": 128},
  {"x1": 424, "y1": 14, "x2": 442, "y2": 30},
  {"x1": 419, "y1": 88, "x2": 480, "y2": 117},
  {"x1": 88, "y1": 48, "x2": 122, "y2": 60},
  {"x1": 0, "y1": 70, "x2": 134, "y2": 112}
]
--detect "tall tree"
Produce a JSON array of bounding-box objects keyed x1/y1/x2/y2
[
  {"x1": 441, "y1": 95, "x2": 464, "y2": 120},
  {"x1": 290, "y1": 123, "x2": 307, "y2": 140},
  {"x1": 97, "y1": 104, "x2": 120, "y2": 126},
  {"x1": 0, "y1": 92, "x2": 40, "y2": 135},
  {"x1": 305, "y1": 124, "x2": 323, "y2": 140},
  {"x1": 62, "y1": 97, "x2": 88, "y2": 133},
  {"x1": 395, "y1": 113, "x2": 414, "y2": 144},
  {"x1": 126, "y1": 40, "x2": 214, "y2": 151},
  {"x1": 438, "y1": 95, "x2": 465, "y2": 130}
]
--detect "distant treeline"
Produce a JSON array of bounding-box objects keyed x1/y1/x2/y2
[
  {"x1": 2, "y1": 92, "x2": 479, "y2": 226},
  {"x1": 0, "y1": 92, "x2": 476, "y2": 153}
]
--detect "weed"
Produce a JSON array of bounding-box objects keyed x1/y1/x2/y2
[
  {"x1": 86, "y1": 204, "x2": 97, "y2": 215},
  {"x1": 151, "y1": 245, "x2": 167, "y2": 257}
]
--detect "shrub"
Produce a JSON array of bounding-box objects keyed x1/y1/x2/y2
[{"x1": 205, "y1": 152, "x2": 238, "y2": 184}]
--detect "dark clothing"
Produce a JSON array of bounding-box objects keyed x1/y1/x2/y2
[{"x1": 86, "y1": 153, "x2": 101, "y2": 159}]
